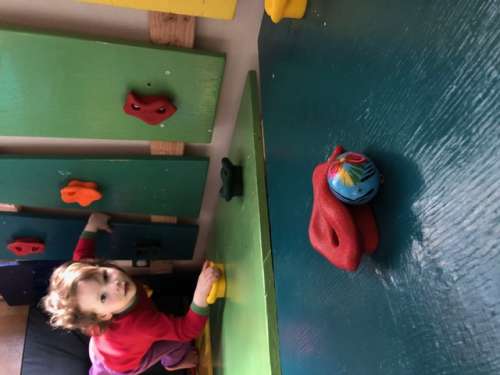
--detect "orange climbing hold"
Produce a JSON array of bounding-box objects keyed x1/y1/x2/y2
[{"x1": 60, "y1": 180, "x2": 103, "y2": 207}]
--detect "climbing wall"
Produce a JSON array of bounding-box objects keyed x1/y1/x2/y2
[
  {"x1": 0, "y1": 213, "x2": 197, "y2": 260},
  {"x1": 260, "y1": 0, "x2": 500, "y2": 374},
  {"x1": 207, "y1": 72, "x2": 280, "y2": 375},
  {"x1": 0, "y1": 20, "x2": 214, "y2": 316},
  {"x1": 0, "y1": 156, "x2": 207, "y2": 217},
  {"x1": 0, "y1": 28, "x2": 224, "y2": 143}
]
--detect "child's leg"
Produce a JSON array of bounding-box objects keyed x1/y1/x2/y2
[
  {"x1": 163, "y1": 348, "x2": 199, "y2": 371},
  {"x1": 89, "y1": 338, "x2": 193, "y2": 374},
  {"x1": 89, "y1": 361, "x2": 118, "y2": 375},
  {"x1": 138, "y1": 341, "x2": 193, "y2": 372}
]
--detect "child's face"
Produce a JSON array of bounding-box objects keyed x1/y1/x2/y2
[{"x1": 76, "y1": 266, "x2": 137, "y2": 320}]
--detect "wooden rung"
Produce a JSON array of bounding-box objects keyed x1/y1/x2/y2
[
  {"x1": 0, "y1": 203, "x2": 20, "y2": 213},
  {"x1": 149, "y1": 12, "x2": 191, "y2": 224},
  {"x1": 197, "y1": 322, "x2": 214, "y2": 375},
  {"x1": 150, "y1": 214, "x2": 178, "y2": 224},
  {"x1": 149, "y1": 12, "x2": 196, "y2": 48},
  {"x1": 150, "y1": 141, "x2": 185, "y2": 156}
]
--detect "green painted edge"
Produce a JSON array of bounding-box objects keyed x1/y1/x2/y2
[
  {"x1": 207, "y1": 71, "x2": 280, "y2": 374},
  {"x1": 246, "y1": 71, "x2": 281, "y2": 375}
]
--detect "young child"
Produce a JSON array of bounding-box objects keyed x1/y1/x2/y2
[{"x1": 42, "y1": 213, "x2": 220, "y2": 375}]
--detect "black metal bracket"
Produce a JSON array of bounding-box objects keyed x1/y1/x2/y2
[
  {"x1": 135, "y1": 240, "x2": 161, "y2": 257},
  {"x1": 219, "y1": 157, "x2": 243, "y2": 202}
]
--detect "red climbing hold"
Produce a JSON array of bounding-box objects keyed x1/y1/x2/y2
[
  {"x1": 7, "y1": 238, "x2": 45, "y2": 256},
  {"x1": 123, "y1": 92, "x2": 177, "y2": 125},
  {"x1": 308, "y1": 146, "x2": 379, "y2": 271}
]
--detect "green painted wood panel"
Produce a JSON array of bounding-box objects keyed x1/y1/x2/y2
[
  {"x1": 0, "y1": 213, "x2": 197, "y2": 260},
  {"x1": 0, "y1": 156, "x2": 208, "y2": 217},
  {"x1": 0, "y1": 28, "x2": 225, "y2": 143},
  {"x1": 207, "y1": 72, "x2": 280, "y2": 375}
]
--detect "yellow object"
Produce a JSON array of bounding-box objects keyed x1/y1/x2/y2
[
  {"x1": 206, "y1": 262, "x2": 225, "y2": 304},
  {"x1": 265, "y1": 0, "x2": 307, "y2": 23},
  {"x1": 79, "y1": 0, "x2": 237, "y2": 20},
  {"x1": 196, "y1": 322, "x2": 214, "y2": 375},
  {"x1": 143, "y1": 284, "x2": 154, "y2": 298}
]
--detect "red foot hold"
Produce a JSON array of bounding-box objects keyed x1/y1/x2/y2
[
  {"x1": 7, "y1": 238, "x2": 45, "y2": 256},
  {"x1": 351, "y1": 205, "x2": 379, "y2": 254},
  {"x1": 308, "y1": 146, "x2": 379, "y2": 272},
  {"x1": 123, "y1": 92, "x2": 177, "y2": 125}
]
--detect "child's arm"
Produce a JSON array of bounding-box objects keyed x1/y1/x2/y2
[
  {"x1": 73, "y1": 213, "x2": 112, "y2": 261},
  {"x1": 142, "y1": 261, "x2": 221, "y2": 341},
  {"x1": 192, "y1": 261, "x2": 221, "y2": 309}
]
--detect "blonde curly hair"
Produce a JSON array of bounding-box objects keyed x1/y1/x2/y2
[{"x1": 42, "y1": 260, "x2": 117, "y2": 334}]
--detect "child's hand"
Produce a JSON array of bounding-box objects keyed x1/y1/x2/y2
[
  {"x1": 192, "y1": 261, "x2": 221, "y2": 308},
  {"x1": 84, "y1": 213, "x2": 112, "y2": 233}
]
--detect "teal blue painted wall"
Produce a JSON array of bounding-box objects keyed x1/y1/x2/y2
[
  {"x1": 0, "y1": 213, "x2": 197, "y2": 260},
  {"x1": 260, "y1": 0, "x2": 500, "y2": 374}
]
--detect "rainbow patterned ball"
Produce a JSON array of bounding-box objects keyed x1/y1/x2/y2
[{"x1": 327, "y1": 152, "x2": 380, "y2": 205}]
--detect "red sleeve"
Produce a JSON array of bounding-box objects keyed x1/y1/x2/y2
[
  {"x1": 73, "y1": 237, "x2": 96, "y2": 260},
  {"x1": 138, "y1": 307, "x2": 208, "y2": 342}
]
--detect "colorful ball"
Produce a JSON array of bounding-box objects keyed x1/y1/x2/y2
[{"x1": 327, "y1": 152, "x2": 380, "y2": 205}]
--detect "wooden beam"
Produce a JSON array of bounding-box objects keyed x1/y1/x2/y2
[
  {"x1": 0, "y1": 203, "x2": 20, "y2": 213},
  {"x1": 148, "y1": 10, "x2": 195, "y2": 225},
  {"x1": 0, "y1": 300, "x2": 29, "y2": 375},
  {"x1": 149, "y1": 141, "x2": 185, "y2": 156},
  {"x1": 197, "y1": 323, "x2": 214, "y2": 375},
  {"x1": 149, "y1": 12, "x2": 196, "y2": 48},
  {"x1": 150, "y1": 214, "x2": 178, "y2": 224}
]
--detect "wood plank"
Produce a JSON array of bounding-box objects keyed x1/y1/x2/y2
[
  {"x1": 0, "y1": 213, "x2": 197, "y2": 260},
  {"x1": 149, "y1": 12, "x2": 195, "y2": 48},
  {"x1": 149, "y1": 141, "x2": 185, "y2": 156},
  {"x1": 207, "y1": 72, "x2": 280, "y2": 375},
  {"x1": 0, "y1": 156, "x2": 208, "y2": 217},
  {"x1": 0, "y1": 28, "x2": 224, "y2": 143},
  {"x1": 148, "y1": 16, "x2": 190, "y2": 224},
  {"x1": 150, "y1": 215, "x2": 178, "y2": 224},
  {"x1": 0, "y1": 300, "x2": 28, "y2": 375},
  {"x1": 0, "y1": 203, "x2": 20, "y2": 212}
]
